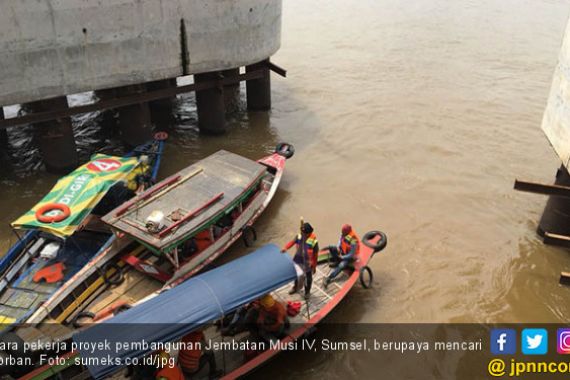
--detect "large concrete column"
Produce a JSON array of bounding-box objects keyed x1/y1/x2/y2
[
  {"x1": 115, "y1": 85, "x2": 153, "y2": 146},
  {"x1": 538, "y1": 164, "x2": 570, "y2": 237},
  {"x1": 246, "y1": 59, "x2": 271, "y2": 111},
  {"x1": 222, "y1": 69, "x2": 241, "y2": 114},
  {"x1": 27, "y1": 97, "x2": 78, "y2": 173},
  {"x1": 146, "y1": 79, "x2": 177, "y2": 127},
  {"x1": 194, "y1": 72, "x2": 226, "y2": 135}
]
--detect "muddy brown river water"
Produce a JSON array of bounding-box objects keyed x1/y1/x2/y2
[{"x1": 2, "y1": 0, "x2": 570, "y2": 378}]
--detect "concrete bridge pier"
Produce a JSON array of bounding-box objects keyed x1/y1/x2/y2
[
  {"x1": 26, "y1": 97, "x2": 78, "y2": 173},
  {"x1": 194, "y1": 72, "x2": 226, "y2": 135},
  {"x1": 147, "y1": 79, "x2": 177, "y2": 127},
  {"x1": 222, "y1": 69, "x2": 241, "y2": 114},
  {"x1": 115, "y1": 85, "x2": 153, "y2": 147},
  {"x1": 538, "y1": 165, "x2": 570, "y2": 237},
  {"x1": 246, "y1": 59, "x2": 271, "y2": 111}
]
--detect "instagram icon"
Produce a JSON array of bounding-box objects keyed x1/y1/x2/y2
[{"x1": 557, "y1": 329, "x2": 570, "y2": 354}]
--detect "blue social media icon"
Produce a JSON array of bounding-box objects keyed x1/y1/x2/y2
[
  {"x1": 522, "y1": 329, "x2": 548, "y2": 355},
  {"x1": 491, "y1": 329, "x2": 516, "y2": 354}
]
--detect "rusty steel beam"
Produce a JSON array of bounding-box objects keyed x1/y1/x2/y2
[
  {"x1": 543, "y1": 232, "x2": 570, "y2": 248},
  {"x1": 513, "y1": 179, "x2": 570, "y2": 198},
  {"x1": 268, "y1": 61, "x2": 287, "y2": 77},
  {"x1": 0, "y1": 70, "x2": 267, "y2": 130},
  {"x1": 560, "y1": 272, "x2": 570, "y2": 286}
]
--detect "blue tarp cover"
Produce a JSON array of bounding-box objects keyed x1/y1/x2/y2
[{"x1": 73, "y1": 244, "x2": 296, "y2": 379}]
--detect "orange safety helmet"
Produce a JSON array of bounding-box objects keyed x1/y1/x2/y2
[
  {"x1": 341, "y1": 224, "x2": 352, "y2": 236},
  {"x1": 259, "y1": 294, "x2": 276, "y2": 309}
]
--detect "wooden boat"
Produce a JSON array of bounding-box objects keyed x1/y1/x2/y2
[
  {"x1": 21, "y1": 229, "x2": 386, "y2": 380},
  {"x1": 28, "y1": 144, "x2": 292, "y2": 332},
  {"x1": 97, "y1": 144, "x2": 293, "y2": 289},
  {"x1": 10, "y1": 144, "x2": 293, "y2": 379},
  {"x1": 224, "y1": 230, "x2": 387, "y2": 379},
  {"x1": 0, "y1": 138, "x2": 165, "y2": 330}
]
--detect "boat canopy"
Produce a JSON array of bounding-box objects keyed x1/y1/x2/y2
[
  {"x1": 11, "y1": 154, "x2": 140, "y2": 238},
  {"x1": 73, "y1": 244, "x2": 296, "y2": 379},
  {"x1": 102, "y1": 150, "x2": 266, "y2": 253}
]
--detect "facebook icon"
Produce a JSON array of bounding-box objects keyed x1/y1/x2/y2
[{"x1": 491, "y1": 329, "x2": 516, "y2": 354}]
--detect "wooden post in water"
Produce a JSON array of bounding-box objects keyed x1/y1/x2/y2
[
  {"x1": 194, "y1": 72, "x2": 226, "y2": 135},
  {"x1": 115, "y1": 84, "x2": 153, "y2": 147},
  {"x1": 222, "y1": 68, "x2": 241, "y2": 114},
  {"x1": 537, "y1": 165, "x2": 570, "y2": 237},
  {"x1": 0, "y1": 107, "x2": 8, "y2": 147},
  {"x1": 25, "y1": 96, "x2": 78, "y2": 173},
  {"x1": 246, "y1": 59, "x2": 271, "y2": 111},
  {"x1": 147, "y1": 79, "x2": 178, "y2": 127}
]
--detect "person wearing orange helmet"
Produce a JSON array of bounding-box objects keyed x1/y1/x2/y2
[
  {"x1": 323, "y1": 224, "x2": 360, "y2": 287},
  {"x1": 255, "y1": 294, "x2": 288, "y2": 340}
]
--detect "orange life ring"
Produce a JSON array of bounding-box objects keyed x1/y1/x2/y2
[
  {"x1": 154, "y1": 131, "x2": 169, "y2": 141},
  {"x1": 35, "y1": 203, "x2": 71, "y2": 223}
]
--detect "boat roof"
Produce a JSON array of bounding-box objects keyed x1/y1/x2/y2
[
  {"x1": 11, "y1": 154, "x2": 140, "y2": 238},
  {"x1": 73, "y1": 244, "x2": 296, "y2": 379},
  {"x1": 101, "y1": 150, "x2": 266, "y2": 253}
]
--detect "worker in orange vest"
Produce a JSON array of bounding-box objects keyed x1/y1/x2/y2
[
  {"x1": 323, "y1": 224, "x2": 360, "y2": 287},
  {"x1": 181, "y1": 229, "x2": 213, "y2": 259},
  {"x1": 281, "y1": 222, "x2": 319, "y2": 298},
  {"x1": 255, "y1": 294, "x2": 288, "y2": 340},
  {"x1": 178, "y1": 330, "x2": 220, "y2": 378},
  {"x1": 154, "y1": 351, "x2": 184, "y2": 380}
]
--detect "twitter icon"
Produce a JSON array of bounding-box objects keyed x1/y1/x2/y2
[{"x1": 522, "y1": 329, "x2": 548, "y2": 355}]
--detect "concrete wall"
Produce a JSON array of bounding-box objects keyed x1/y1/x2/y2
[
  {"x1": 0, "y1": 0, "x2": 281, "y2": 106},
  {"x1": 542, "y1": 17, "x2": 570, "y2": 168}
]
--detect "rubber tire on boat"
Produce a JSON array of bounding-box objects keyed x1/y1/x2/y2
[
  {"x1": 362, "y1": 230, "x2": 388, "y2": 254},
  {"x1": 275, "y1": 143, "x2": 295, "y2": 159},
  {"x1": 72, "y1": 311, "x2": 96, "y2": 328},
  {"x1": 359, "y1": 266, "x2": 373, "y2": 289},
  {"x1": 153, "y1": 131, "x2": 169, "y2": 141},
  {"x1": 242, "y1": 225, "x2": 257, "y2": 247},
  {"x1": 115, "y1": 304, "x2": 132, "y2": 314},
  {"x1": 102, "y1": 262, "x2": 125, "y2": 286}
]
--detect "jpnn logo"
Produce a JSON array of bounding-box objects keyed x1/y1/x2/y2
[
  {"x1": 521, "y1": 329, "x2": 548, "y2": 355},
  {"x1": 491, "y1": 329, "x2": 516, "y2": 355}
]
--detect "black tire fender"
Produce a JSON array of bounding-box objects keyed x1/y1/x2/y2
[
  {"x1": 102, "y1": 262, "x2": 124, "y2": 286},
  {"x1": 275, "y1": 143, "x2": 295, "y2": 159},
  {"x1": 72, "y1": 311, "x2": 96, "y2": 328},
  {"x1": 242, "y1": 225, "x2": 257, "y2": 247},
  {"x1": 359, "y1": 266, "x2": 373, "y2": 289},
  {"x1": 115, "y1": 304, "x2": 132, "y2": 314},
  {"x1": 362, "y1": 230, "x2": 388, "y2": 254}
]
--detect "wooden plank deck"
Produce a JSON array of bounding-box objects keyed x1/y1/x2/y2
[
  {"x1": 106, "y1": 262, "x2": 354, "y2": 380},
  {"x1": 85, "y1": 269, "x2": 162, "y2": 315},
  {"x1": 102, "y1": 151, "x2": 266, "y2": 252}
]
